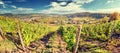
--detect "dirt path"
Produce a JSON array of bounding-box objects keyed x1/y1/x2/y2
[
  {"x1": 57, "y1": 33, "x2": 67, "y2": 53},
  {"x1": 40, "y1": 32, "x2": 55, "y2": 45}
]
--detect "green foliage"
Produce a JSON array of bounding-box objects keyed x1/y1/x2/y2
[
  {"x1": 0, "y1": 17, "x2": 17, "y2": 34},
  {"x1": 49, "y1": 32, "x2": 57, "y2": 41},
  {"x1": 79, "y1": 40, "x2": 112, "y2": 53},
  {"x1": 20, "y1": 22, "x2": 50, "y2": 46},
  {"x1": 47, "y1": 32, "x2": 63, "y2": 49},
  {"x1": 0, "y1": 16, "x2": 51, "y2": 46},
  {"x1": 81, "y1": 22, "x2": 113, "y2": 41},
  {"x1": 58, "y1": 26, "x2": 77, "y2": 50},
  {"x1": 92, "y1": 49, "x2": 112, "y2": 53},
  {"x1": 115, "y1": 21, "x2": 120, "y2": 29},
  {"x1": 1, "y1": 16, "x2": 120, "y2": 52}
]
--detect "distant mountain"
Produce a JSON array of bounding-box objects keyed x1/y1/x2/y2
[
  {"x1": 0, "y1": 12, "x2": 111, "y2": 18},
  {"x1": 63, "y1": 12, "x2": 111, "y2": 18}
]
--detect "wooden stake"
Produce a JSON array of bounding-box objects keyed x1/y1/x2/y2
[
  {"x1": 0, "y1": 27, "x2": 4, "y2": 38},
  {"x1": 74, "y1": 25, "x2": 82, "y2": 53},
  {"x1": 16, "y1": 20, "x2": 26, "y2": 52},
  {"x1": 0, "y1": 27, "x2": 5, "y2": 42}
]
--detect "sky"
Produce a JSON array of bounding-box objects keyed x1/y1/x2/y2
[{"x1": 0, "y1": 0, "x2": 120, "y2": 14}]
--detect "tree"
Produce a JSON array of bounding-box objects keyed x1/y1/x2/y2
[{"x1": 109, "y1": 12, "x2": 120, "y2": 22}]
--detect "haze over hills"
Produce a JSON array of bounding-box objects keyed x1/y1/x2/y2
[
  {"x1": 0, "y1": 12, "x2": 111, "y2": 18},
  {"x1": 63, "y1": 12, "x2": 110, "y2": 18}
]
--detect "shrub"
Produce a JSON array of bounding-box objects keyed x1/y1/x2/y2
[
  {"x1": 81, "y1": 22, "x2": 113, "y2": 41},
  {"x1": 58, "y1": 26, "x2": 77, "y2": 50},
  {"x1": 109, "y1": 12, "x2": 120, "y2": 21}
]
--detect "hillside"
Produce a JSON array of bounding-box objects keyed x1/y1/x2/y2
[
  {"x1": 0, "y1": 15, "x2": 120, "y2": 53},
  {"x1": 0, "y1": 12, "x2": 111, "y2": 19},
  {"x1": 64, "y1": 12, "x2": 110, "y2": 18}
]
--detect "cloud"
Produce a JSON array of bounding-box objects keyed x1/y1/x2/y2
[
  {"x1": 12, "y1": 8, "x2": 34, "y2": 14},
  {"x1": 0, "y1": 1, "x2": 14, "y2": 8},
  {"x1": 41, "y1": 0, "x2": 94, "y2": 14},
  {"x1": 73, "y1": 0, "x2": 94, "y2": 4},
  {"x1": 11, "y1": 5, "x2": 17, "y2": 8},
  {"x1": 96, "y1": 8, "x2": 120, "y2": 13},
  {"x1": 107, "y1": 0, "x2": 114, "y2": 4},
  {"x1": 17, "y1": 7, "x2": 34, "y2": 11},
  {"x1": 41, "y1": 2, "x2": 84, "y2": 14},
  {"x1": 59, "y1": 2, "x2": 67, "y2": 5},
  {"x1": 15, "y1": 0, "x2": 26, "y2": 2},
  {"x1": 5, "y1": 1, "x2": 12, "y2": 3},
  {"x1": 0, "y1": 7, "x2": 34, "y2": 14},
  {"x1": 0, "y1": 1, "x2": 34, "y2": 14},
  {"x1": 12, "y1": 7, "x2": 34, "y2": 14},
  {"x1": 0, "y1": 1, "x2": 4, "y2": 4},
  {"x1": 0, "y1": 9, "x2": 11, "y2": 14},
  {"x1": 0, "y1": 1, "x2": 16, "y2": 9},
  {"x1": 0, "y1": 1, "x2": 5, "y2": 8}
]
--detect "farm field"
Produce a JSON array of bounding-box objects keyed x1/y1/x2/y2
[
  {"x1": 0, "y1": 13, "x2": 120, "y2": 53},
  {"x1": 0, "y1": 0, "x2": 120, "y2": 53}
]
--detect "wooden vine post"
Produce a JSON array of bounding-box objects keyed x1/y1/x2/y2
[
  {"x1": 0, "y1": 27, "x2": 3, "y2": 37},
  {"x1": 0, "y1": 27, "x2": 4, "y2": 41},
  {"x1": 16, "y1": 20, "x2": 26, "y2": 52},
  {"x1": 74, "y1": 25, "x2": 82, "y2": 53}
]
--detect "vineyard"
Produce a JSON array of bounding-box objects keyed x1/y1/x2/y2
[{"x1": 0, "y1": 16, "x2": 120, "y2": 53}]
